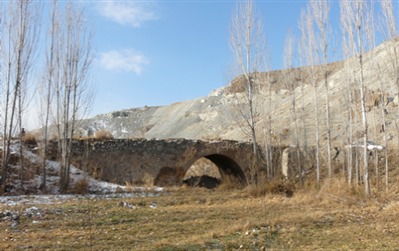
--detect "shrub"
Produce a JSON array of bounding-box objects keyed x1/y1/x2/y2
[
  {"x1": 73, "y1": 179, "x2": 89, "y2": 194},
  {"x1": 268, "y1": 180, "x2": 295, "y2": 197},
  {"x1": 218, "y1": 176, "x2": 245, "y2": 191},
  {"x1": 142, "y1": 173, "x2": 155, "y2": 187},
  {"x1": 317, "y1": 178, "x2": 368, "y2": 205},
  {"x1": 245, "y1": 179, "x2": 295, "y2": 198},
  {"x1": 246, "y1": 183, "x2": 269, "y2": 197},
  {"x1": 22, "y1": 132, "x2": 39, "y2": 145},
  {"x1": 94, "y1": 130, "x2": 113, "y2": 140}
]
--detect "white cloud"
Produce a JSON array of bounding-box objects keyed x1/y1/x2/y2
[
  {"x1": 99, "y1": 49, "x2": 149, "y2": 74},
  {"x1": 98, "y1": 1, "x2": 158, "y2": 27}
]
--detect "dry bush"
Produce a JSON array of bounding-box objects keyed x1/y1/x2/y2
[
  {"x1": 315, "y1": 178, "x2": 368, "y2": 206},
  {"x1": 94, "y1": 130, "x2": 113, "y2": 140},
  {"x1": 245, "y1": 179, "x2": 295, "y2": 198},
  {"x1": 268, "y1": 180, "x2": 295, "y2": 197},
  {"x1": 224, "y1": 76, "x2": 246, "y2": 94},
  {"x1": 245, "y1": 183, "x2": 268, "y2": 197},
  {"x1": 73, "y1": 179, "x2": 88, "y2": 194},
  {"x1": 124, "y1": 173, "x2": 154, "y2": 190},
  {"x1": 218, "y1": 175, "x2": 245, "y2": 191},
  {"x1": 387, "y1": 146, "x2": 399, "y2": 170},
  {"x1": 142, "y1": 173, "x2": 155, "y2": 186},
  {"x1": 88, "y1": 164, "x2": 103, "y2": 180},
  {"x1": 125, "y1": 175, "x2": 157, "y2": 193},
  {"x1": 22, "y1": 132, "x2": 39, "y2": 145},
  {"x1": 318, "y1": 178, "x2": 358, "y2": 196},
  {"x1": 374, "y1": 182, "x2": 399, "y2": 205},
  {"x1": 124, "y1": 181, "x2": 136, "y2": 192}
]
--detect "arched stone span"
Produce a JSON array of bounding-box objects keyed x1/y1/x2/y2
[
  {"x1": 181, "y1": 154, "x2": 247, "y2": 183},
  {"x1": 70, "y1": 138, "x2": 257, "y2": 186}
]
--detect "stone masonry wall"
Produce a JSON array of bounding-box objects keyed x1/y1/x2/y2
[{"x1": 70, "y1": 139, "x2": 257, "y2": 186}]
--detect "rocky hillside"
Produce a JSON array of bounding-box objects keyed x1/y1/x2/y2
[{"x1": 79, "y1": 39, "x2": 399, "y2": 149}]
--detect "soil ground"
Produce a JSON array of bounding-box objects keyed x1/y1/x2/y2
[{"x1": 1, "y1": 180, "x2": 399, "y2": 250}]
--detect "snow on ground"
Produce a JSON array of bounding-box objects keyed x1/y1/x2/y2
[
  {"x1": 0, "y1": 141, "x2": 164, "y2": 205},
  {"x1": 40, "y1": 155, "x2": 162, "y2": 195},
  {"x1": 0, "y1": 190, "x2": 163, "y2": 206}
]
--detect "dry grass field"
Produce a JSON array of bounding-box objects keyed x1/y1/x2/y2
[{"x1": 1, "y1": 178, "x2": 399, "y2": 250}]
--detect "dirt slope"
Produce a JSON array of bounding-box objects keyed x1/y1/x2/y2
[{"x1": 79, "y1": 39, "x2": 399, "y2": 149}]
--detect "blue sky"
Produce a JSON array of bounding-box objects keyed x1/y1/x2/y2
[{"x1": 86, "y1": 1, "x2": 317, "y2": 116}]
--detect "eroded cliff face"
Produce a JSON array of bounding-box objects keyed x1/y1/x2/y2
[
  {"x1": 79, "y1": 93, "x2": 246, "y2": 141},
  {"x1": 78, "y1": 40, "x2": 399, "y2": 149}
]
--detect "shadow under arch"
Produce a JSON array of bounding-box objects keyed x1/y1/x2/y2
[{"x1": 183, "y1": 154, "x2": 247, "y2": 184}]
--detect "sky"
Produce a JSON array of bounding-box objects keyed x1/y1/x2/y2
[{"x1": 83, "y1": 0, "x2": 314, "y2": 117}]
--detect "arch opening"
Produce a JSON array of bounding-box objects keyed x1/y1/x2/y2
[
  {"x1": 204, "y1": 154, "x2": 247, "y2": 183},
  {"x1": 184, "y1": 157, "x2": 221, "y2": 180},
  {"x1": 183, "y1": 154, "x2": 247, "y2": 188},
  {"x1": 183, "y1": 157, "x2": 221, "y2": 189}
]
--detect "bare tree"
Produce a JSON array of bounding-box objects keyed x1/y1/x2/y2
[
  {"x1": 380, "y1": 0, "x2": 397, "y2": 192},
  {"x1": 283, "y1": 30, "x2": 302, "y2": 184},
  {"x1": 296, "y1": 14, "x2": 308, "y2": 156},
  {"x1": 344, "y1": 79, "x2": 355, "y2": 184},
  {"x1": 37, "y1": 0, "x2": 60, "y2": 192},
  {"x1": 260, "y1": 46, "x2": 274, "y2": 180},
  {"x1": 229, "y1": 0, "x2": 267, "y2": 184},
  {"x1": 0, "y1": 0, "x2": 40, "y2": 194},
  {"x1": 298, "y1": 6, "x2": 321, "y2": 188},
  {"x1": 380, "y1": 0, "x2": 398, "y2": 82},
  {"x1": 310, "y1": 0, "x2": 333, "y2": 180},
  {"x1": 51, "y1": 1, "x2": 93, "y2": 192},
  {"x1": 364, "y1": 2, "x2": 381, "y2": 190},
  {"x1": 377, "y1": 71, "x2": 389, "y2": 192},
  {"x1": 343, "y1": 51, "x2": 362, "y2": 186},
  {"x1": 340, "y1": 0, "x2": 375, "y2": 195}
]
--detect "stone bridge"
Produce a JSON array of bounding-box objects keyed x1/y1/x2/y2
[{"x1": 70, "y1": 139, "x2": 268, "y2": 186}]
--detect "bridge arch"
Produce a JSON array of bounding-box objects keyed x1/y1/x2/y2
[{"x1": 183, "y1": 154, "x2": 247, "y2": 184}]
